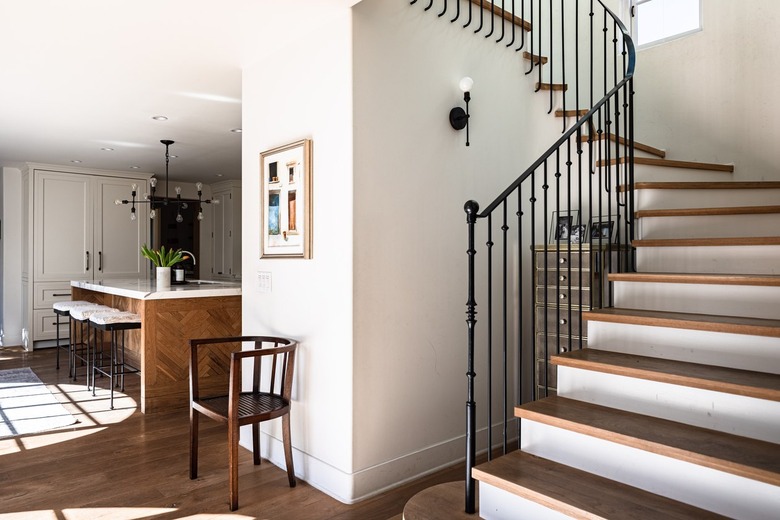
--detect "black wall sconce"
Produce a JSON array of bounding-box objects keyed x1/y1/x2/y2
[{"x1": 449, "y1": 76, "x2": 473, "y2": 146}]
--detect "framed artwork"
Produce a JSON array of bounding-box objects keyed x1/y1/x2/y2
[
  {"x1": 569, "y1": 224, "x2": 587, "y2": 244},
  {"x1": 590, "y1": 216, "x2": 617, "y2": 243},
  {"x1": 549, "y1": 210, "x2": 579, "y2": 243},
  {"x1": 260, "y1": 139, "x2": 313, "y2": 258}
]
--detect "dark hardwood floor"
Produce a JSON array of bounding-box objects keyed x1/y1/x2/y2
[{"x1": 0, "y1": 347, "x2": 464, "y2": 519}]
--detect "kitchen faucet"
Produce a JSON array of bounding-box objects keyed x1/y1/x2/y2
[{"x1": 180, "y1": 250, "x2": 196, "y2": 266}]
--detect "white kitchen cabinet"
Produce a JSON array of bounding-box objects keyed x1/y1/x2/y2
[
  {"x1": 24, "y1": 166, "x2": 150, "y2": 344},
  {"x1": 211, "y1": 181, "x2": 241, "y2": 280}
]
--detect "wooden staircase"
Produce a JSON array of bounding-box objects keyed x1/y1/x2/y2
[{"x1": 466, "y1": 148, "x2": 780, "y2": 517}]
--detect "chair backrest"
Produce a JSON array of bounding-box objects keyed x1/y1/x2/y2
[{"x1": 190, "y1": 336, "x2": 298, "y2": 403}]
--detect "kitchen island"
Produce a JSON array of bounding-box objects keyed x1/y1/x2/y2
[{"x1": 71, "y1": 278, "x2": 242, "y2": 413}]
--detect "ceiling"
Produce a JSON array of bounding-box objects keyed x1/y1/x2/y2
[{"x1": 0, "y1": 0, "x2": 356, "y2": 184}]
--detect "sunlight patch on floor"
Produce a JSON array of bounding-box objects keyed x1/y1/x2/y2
[{"x1": 0, "y1": 381, "x2": 136, "y2": 455}]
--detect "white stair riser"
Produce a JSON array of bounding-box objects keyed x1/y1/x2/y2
[
  {"x1": 586, "y1": 321, "x2": 780, "y2": 374},
  {"x1": 634, "y1": 164, "x2": 733, "y2": 183},
  {"x1": 557, "y1": 366, "x2": 780, "y2": 443},
  {"x1": 638, "y1": 213, "x2": 780, "y2": 239},
  {"x1": 636, "y1": 245, "x2": 780, "y2": 274},
  {"x1": 521, "y1": 420, "x2": 780, "y2": 520},
  {"x1": 635, "y1": 188, "x2": 780, "y2": 210},
  {"x1": 612, "y1": 281, "x2": 780, "y2": 320},
  {"x1": 478, "y1": 483, "x2": 571, "y2": 520}
]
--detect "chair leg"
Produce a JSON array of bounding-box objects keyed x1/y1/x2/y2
[
  {"x1": 189, "y1": 409, "x2": 199, "y2": 480},
  {"x1": 282, "y1": 414, "x2": 296, "y2": 488},
  {"x1": 252, "y1": 423, "x2": 261, "y2": 465},
  {"x1": 228, "y1": 418, "x2": 239, "y2": 511}
]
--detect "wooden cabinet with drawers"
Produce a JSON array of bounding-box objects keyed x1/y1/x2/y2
[{"x1": 534, "y1": 244, "x2": 621, "y2": 397}]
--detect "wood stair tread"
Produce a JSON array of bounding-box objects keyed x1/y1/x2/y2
[
  {"x1": 469, "y1": 0, "x2": 532, "y2": 31},
  {"x1": 472, "y1": 450, "x2": 728, "y2": 519},
  {"x1": 608, "y1": 272, "x2": 780, "y2": 286},
  {"x1": 555, "y1": 108, "x2": 588, "y2": 117},
  {"x1": 536, "y1": 82, "x2": 568, "y2": 91},
  {"x1": 581, "y1": 133, "x2": 666, "y2": 158},
  {"x1": 522, "y1": 51, "x2": 547, "y2": 64},
  {"x1": 633, "y1": 236, "x2": 780, "y2": 247},
  {"x1": 515, "y1": 396, "x2": 780, "y2": 487},
  {"x1": 598, "y1": 157, "x2": 734, "y2": 172},
  {"x1": 583, "y1": 307, "x2": 780, "y2": 338},
  {"x1": 636, "y1": 205, "x2": 780, "y2": 219},
  {"x1": 634, "y1": 181, "x2": 780, "y2": 190},
  {"x1": 552, "y1": 348, "x2": 780, "y2": 401}
]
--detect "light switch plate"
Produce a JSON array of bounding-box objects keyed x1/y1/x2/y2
[{"x1": 257, "y1": 271, "x2": 272, "y2": 293}]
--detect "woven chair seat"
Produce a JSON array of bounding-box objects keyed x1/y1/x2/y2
[
  {"x1": 53, "y1": 300, "x2": 93, "y2": 312},
  {"x1": 70, "y1": 305, "x2": 119, "y2": 321},
  {"x1": 89, "y1": 311, "x2": 141, "y2": 326}
]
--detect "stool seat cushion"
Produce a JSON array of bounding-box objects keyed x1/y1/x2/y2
[
  {"x1": 69, "y1": 305, "x2": 119, "y2": 321},
  {"x1": 89, "y1": 311, "x2": 142, "y2": 326},
  {"x1": 53, "y1": 300, "x2": 93, "y2": 312}
]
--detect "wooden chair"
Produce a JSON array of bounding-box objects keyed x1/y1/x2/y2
[{"x1": 189, "y1": 336, "x2": 298, "y2": 511}]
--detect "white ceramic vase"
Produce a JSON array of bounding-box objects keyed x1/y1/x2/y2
[{"x1": 156, "y1": 266, "x2": 171, "y2": 290}]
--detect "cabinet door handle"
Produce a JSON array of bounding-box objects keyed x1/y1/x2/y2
[
  {"x1": 559, "y1": 293, "x2": 567, "y2": 300},
  {"x1": 559, "y1": 258, "x2": 567, "y2": 264},
  {"x1": 559, "y1": 275, "x2": 567, "y2": 281},
  {"x1": 52, "y1": 293, "x2": 70, "y2": 297},
  {"x1": 559, "y1": 318, "x2": 567, "y2": 325},
  {"x1": 86, "y1": 251, "x2": 90, "y2": 271},
  {"x1": 98, "y1": 251, "x2": 103, "y2": 271}
]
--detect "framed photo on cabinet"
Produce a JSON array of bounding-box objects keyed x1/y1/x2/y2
[{"x1": 260, "y1": 139, "x2": 313, "y2": 258}]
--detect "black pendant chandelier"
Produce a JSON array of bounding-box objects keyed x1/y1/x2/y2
[{"x1": 116, "y1": 139, "x2": 219, "y2": 221}]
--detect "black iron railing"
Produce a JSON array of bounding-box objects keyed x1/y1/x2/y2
[{"x1": 412, "y1": 0, "x2": 636, "y2": 514}]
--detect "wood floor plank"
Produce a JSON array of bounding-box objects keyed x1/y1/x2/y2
[
  {"x1": 0, "y1": 347, "x2": 461, "y2": 519},
  {"x1": 472, "y1": 450, "x2": 728, "y2": 519},
  {"x1": 583, "y1": 307, "x2": 780, "y2": 338},
  {"x1": 608, "y1": 272, "x2": 780, "y2": 286},
  {"x1": 552, "y1": 349, "x2": 780, "y2": 401},
  {"x1": 555, "y1": 109, "x2": 588, "y2": 117},
  {"x1": 515, "y1": 397, "x2": 780, "y2": 486}
]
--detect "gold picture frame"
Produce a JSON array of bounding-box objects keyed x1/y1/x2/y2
[{"x1": 260, "y1": 139, "x2": 313, "y2": 258}]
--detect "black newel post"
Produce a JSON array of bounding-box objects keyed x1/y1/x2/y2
[{"x1": 464, "y1": 199, "x2": 479, "y2": 514}]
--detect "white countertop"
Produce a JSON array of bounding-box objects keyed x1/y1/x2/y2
[{"x1": 71, "y1": 278, "x2": 242, "y2": 300}]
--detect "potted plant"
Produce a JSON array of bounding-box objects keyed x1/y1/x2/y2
[{"x1": 141, "y1": 245, "x2": 189, "y2": 289}]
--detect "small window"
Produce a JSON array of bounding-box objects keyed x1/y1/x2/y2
[{"x1": 633, "y1": 0, "x2": 701, "y2": 48}]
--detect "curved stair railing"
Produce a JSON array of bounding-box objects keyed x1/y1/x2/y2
[{"x1": 411, "y1": 0, "x2": 636, "y2": 514}]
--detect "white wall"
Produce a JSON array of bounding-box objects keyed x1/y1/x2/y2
[
  {"x1": 241, "y1": 5, "x2": 356, "y2": 503},
  {"x1": 1, "y1": 167, "x2": 23, "y2": 346},
  {"x1": 350, "y1": 0, "x2": 565, "y2": 501},
  {"x1": 241, "y1": 0, "x2": 604, "y2": 504},
  {"x1": 634, "y1": 0, "x2": 780, "y2": 180}
]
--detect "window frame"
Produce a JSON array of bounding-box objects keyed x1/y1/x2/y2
[{"x1": 626, "y1": 0, "x2": 702, "y2": 50}]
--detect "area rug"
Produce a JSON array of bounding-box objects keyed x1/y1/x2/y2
[{"x1": 0, "y1": 367, "x2": 77, "y2": 438}]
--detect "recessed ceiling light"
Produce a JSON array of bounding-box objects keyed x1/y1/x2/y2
[
  {"x1": 101, "y1": 147, "x2": 114, "y2": 151},
  {"x1": 130, "y1": 165, "x2": 140, "y2": 169},
  {"x1": 169, "y1": 155, "x2": 178, "y2": 159},
  {"x1": 230, "y1": 128, "x2": 242, "y2": 133},
  {"x1": 152, "y1": 115, "x2": 168, "y2": 121},
  {"x1": 71, "y1": 160, "x2": 82, "y2": 163},
  {"x1": 216, "y1": 173, "x2": 224, "y2": 177}
]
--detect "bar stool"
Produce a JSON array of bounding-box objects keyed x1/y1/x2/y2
[
  {"x1": 89, "y1": 311, "x2": 141, "y2": 409},
  {"x1": 52, "y1": 300, "x2": 92, "y2": 377},
  {"x1": 69, "y1": 305, "x2": 120, "y2": 386}
]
